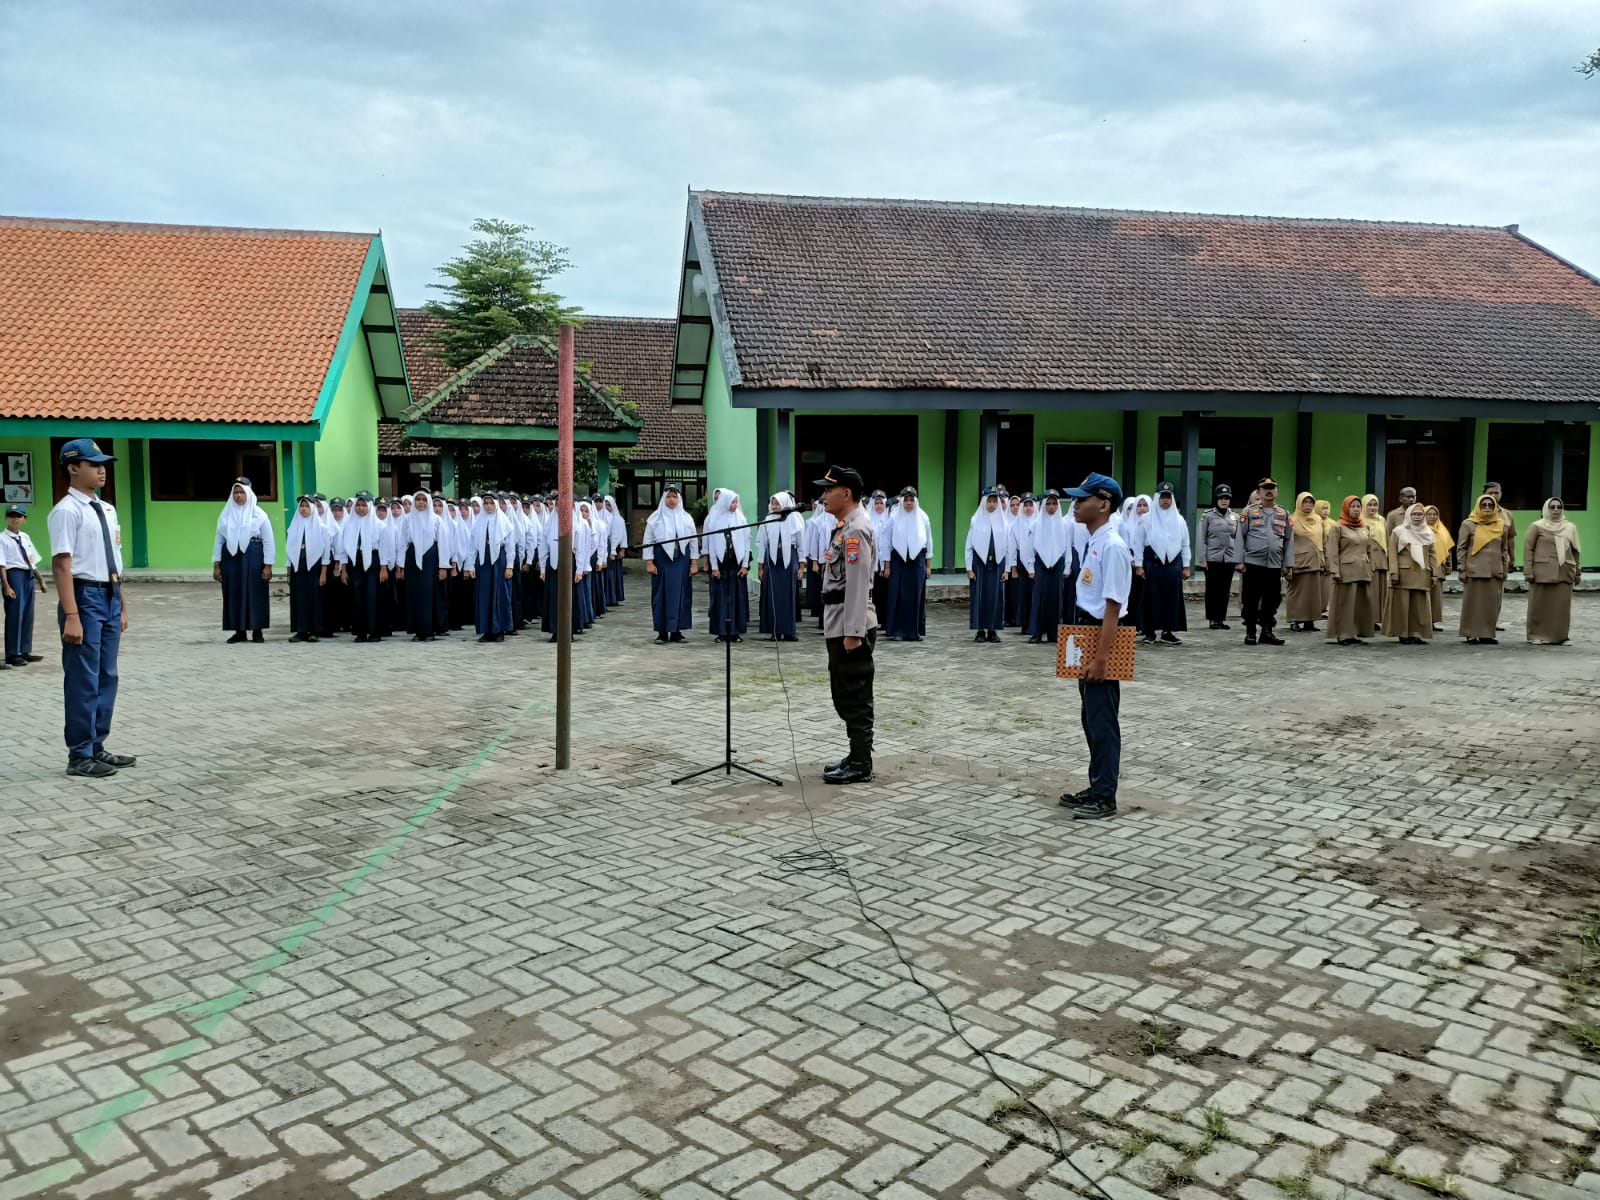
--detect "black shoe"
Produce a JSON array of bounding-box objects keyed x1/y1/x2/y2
[
  {"x1": 548, "y1": 635, "x2": 559, "y2": 643},
  {"x1": 251, "y1": 631, "x2": 264, "y2": 643},
  {"x1": 94, "y1": 749, "x2": 137, "y2": 768},
  {"x1": 782, "y1": 635, "x2": 799, "y2": 642},
  {"x1": 227, "y1": 632, "x2": 247, "y2": 644},
  {"x1": 655, "y1": 634, "x2": 669, "y2": 643},
  {"x1": 1073, "y1": 795, "x2": 1117, "y2": 820},
  {"x1": 5, "y1": 656, "x2": 26, "y2": 667},
  {"x1": 1244, "y1": 630, "x2": 1257, "y2": 645},
  {"x1": 974, "y1": 631, "x2": 986, "y2": 643},
  {"x1": 24, "y1": 654, "x2": 41, "y2": 662},
  {"x1": 823, "y1": 758, "x2": 874, "y2": 785},
  {"x1": 1058, "y1": 787, "x2": 1093, "y2": 808},
  {"x1": 67, "y1": 757, "x2": 116, "y2": 778},
  {"x1": 670, "y1": 632, "x2": 685, "y2": 643},
  {"x1": 1433, "y1": 624, "x2": 1444, "y2": 632},
  {"x1": 1495, "y1": 625, "x2": 1506, "y2": 631},
  {"x1": 1161, "y1": 632, "x2": 1181, "y2": 644},
  {"x1": 986, "y1": 631, "x2": 1001, "y2": 643},
  {"x1": 354, "y1": 634, "x2": 367, "y2": 643},
  {"x1": 1259, "y1": 632, "x2": 1284, "y2": 646},
  {"x1": 478, "y1": 634, "x2": 496, "y2": 643},
  {"x1": 306, "y1": 635, "x2": 319, "y2": 643},
  {"x1": 1141, "y1": 634, "x2": 1157, "y2": 645},
  {"x1": 411, "y1": 634, "x2": 426, "y2": 642},
  {"x1": 1481, "y1": 637, "x2": 1498, "y2": 645},
  {"x1": 731, "y1": 635, "x2": 743, "y2": 643},
  {"x1": 1027, "y1": 635, "x2": 1042, "y2": 644}
]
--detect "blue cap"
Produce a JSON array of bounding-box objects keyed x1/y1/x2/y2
[
  {"x1": 1156, "y1": 481, "x2": 1176, "y2": 496},
  {"x1": 4, "y1": 504, "x2": 26, "y2": 519},
  {"x1": 1063, "y1": 472, "x2": 1123, "y2": 504},
  {"x1": 59, "y1": 438, "x2": 115, "y2": 465}
]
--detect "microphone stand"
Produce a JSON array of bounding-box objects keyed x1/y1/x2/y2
[{"x1": 634, "y1": 510, "x2": 796, "y2": 788}]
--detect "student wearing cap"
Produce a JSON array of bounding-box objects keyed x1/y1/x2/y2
[
  {"x1": 1199, "y1": 484, "x2": 1239, "y2": 629},
  {"x1": 1134, "y1": 483, "x2": 1191, "y2": 644},
  {"x1": 212, "y1": 478, "x2": 275, "y2": 644},
  {"x1": 48, "y1": 439, "x2": 135, "y2": 778},
  {"x1": 1058, "y1": 474, "x2": 1131, "y2": 821},
  {"x1": 374, "y1": 498, "x2": 400, "y2": 637},
  {"x1": 1233, "y1": 477, "x2": 1291, "y2": 645},
  {"x1": 2, "y1": 503, "x2": 45, "y2": 668},
  {"x1": 965, "y1": 487, "x2": 1010, "y2": 642},
  {"x1": 284, "y1": 495, "x2": 330, "y2": 642},
  {"x1": 881, "y1": 486, "x2": 932, "y2": 641},
  {"x1": 1026, "y1": 490, "x2": 1070, "y2": 644},
  {"x1": 643, "y1": 484, "x2": 698, "y2": 643},
  {"x1": 867, "y1": 490, "x2": 891, "y2": 623},
  {"x1": 814, "y1": 466, "x2": 878, "y2": 784}
]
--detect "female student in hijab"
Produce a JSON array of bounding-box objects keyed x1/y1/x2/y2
[
  {"x1": 467, "y1": 493, "x2": 512, "y2": 642},
  {"x1": 1119, "y1": 494, "x2": 1151, "y2": 627},
  {"x1": 1313, "y1": 498, "x2": 1335, "y2": 617},
  {"x1": 1026, "y1": 490, "x2": 1070, "y2": 644},
  {"x1": 399, "y1": 488, "x2": 447, "y2": 641},
  {"x1": 1007, "y1": 495, "x2": 1038, "y2": 632},
  {"x1": 702, "y1": 490, "x2": 751, "y2": 641},
  {"x1": 1525, "y1": 497, "x2": 1581, "y2": 645},
  {"x1": 1458, "y1": 493, "x2": 1512, "y2": 643},
  {"x1": 323, "y1": 498, "x2": 351, "y2": 634},
  {"x1": 1286, "y1": 491, "x2": 1328, "y2": 632},
  {"x1": 758, "y1": 491, "x2": 804, "y2": 641},
  {"x1": 284, "y1": 494, "x2": 329, "y2": 643},
  {"x1": 643, "y1": 484, "x2": 699, "y2": 643},
  {"x1": 1384, "y1": 503, "x2": 1436, "y2": 644},
  {"x1": 336, "y1": 492, "x2": 386, "y2": 642},
  {"x1": 375, "y1": 498, "x2": 400, "y2": 637},
  {"x1": 805, "y1": 500, "x2": 829, "y2": 627},
  {"x1": 1134, "y1": 483, "x2": 1191, "y2": 645},
  {"x1": 882, "y1": 486, "x2": 933, "y2": 641},
  {"x1": 1424, "y1": 504, "x2": 1453, "y2": 630},
  {"x1": 603, "y1": 495, "x2": 628, "y2": 604},
  {"x1": 965, "y1": 487, "x2": 1010, "y2": 642},
  {"x1": 212, "y1": 478, "x2": 275, "y2": 644},
  {"x1": 1325, "y1": 495, "x2": 1374, "y2": 645},
  {"x1": 1362, "y1": 494, "x2": 1390, "y2": 634},
  {"x1": 1199, "y1": 484, "x2": 1239, "y2": 629}
]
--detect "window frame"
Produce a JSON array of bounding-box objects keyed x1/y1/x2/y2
[{"x1": 150, "y1": 440, "x2": 279, "y2": 503}]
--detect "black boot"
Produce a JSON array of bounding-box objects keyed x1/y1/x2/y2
[
  {"x1": 1244, "y1": 627, "x2": 1257, "y2": 645},
  {"x1": 824, "y1": 742, "x2": 873, "y2": 784},
  {"x1": 1259, "y1": 629, "x2": 1285, "y2": 646}
]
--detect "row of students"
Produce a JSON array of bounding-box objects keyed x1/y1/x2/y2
[{"x1": 216, "y1": 484, "x2": 630, "y2": 643}]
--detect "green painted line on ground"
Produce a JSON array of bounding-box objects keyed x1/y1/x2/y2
[{"x1": 48, "y1": 700, "x2": 543, "y2": 1177}]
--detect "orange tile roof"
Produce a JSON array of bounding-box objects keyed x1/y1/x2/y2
[{"x1": 0, "y1": 217, "x2": 375, "y2": 424}]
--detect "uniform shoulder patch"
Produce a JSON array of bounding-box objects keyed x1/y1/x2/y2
[{"x1": 844, "y1": 535, "x2": 861, "y2": 563}]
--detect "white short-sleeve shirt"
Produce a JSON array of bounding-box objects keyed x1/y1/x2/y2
[
  {"x1": 47, "y1": 489, "x2": 124, "y2": 581},
  {"x1": 1076, "y1": 524, "x2": 1132, "y2": 621}
]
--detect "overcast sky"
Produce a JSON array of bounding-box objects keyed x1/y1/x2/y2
[{"x1": 3, "y1": 1, "x2": 1596, "y2": 315}]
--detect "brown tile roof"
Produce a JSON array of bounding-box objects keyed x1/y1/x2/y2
[
  {"x1": 0, "y1": 216, "x2": 374, "y2": 423},
  {"x1": 404, "y1": 335, "x2": 643, "y2": 434},
  {"x1": 377, "y1": 421, "x2": 439, "y2": 459},
  {"x1": 693, "y1": 192, "x2": 1600, "y2": 404},
  {"x1": 574, "y1": 316, "x2": 704, "y2": 462},
  {"x1": 398, "y1": 309, "x2": 703, "y2": 461},
  {"x1": 395, "y1": 307, "x2": 454, "y2": 399}
]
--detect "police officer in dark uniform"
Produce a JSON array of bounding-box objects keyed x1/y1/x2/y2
[{"x1": 815, "y1": 466, "x2": 878, "y2": 785}]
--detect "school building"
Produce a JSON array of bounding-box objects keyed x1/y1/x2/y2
[
  {"x1": 0, "y1": 217, "x2": 412, "y2": 570},
  {"x1": 670, "y1": 192, "x2": 1600, "y2": 568}
]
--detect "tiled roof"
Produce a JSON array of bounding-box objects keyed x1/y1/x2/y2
[
  {"x1": 405, "y1": 335, "x2": 643, "y2": 434},
  {"x1": 574, "y1": 317, "x2": 704, "y2": 462},
  {"x1": 377, "y1": 421, "x2": 439, "y2": 459},
  {"x1": 0, "y1": 216, "x2": 374, "y2": 423},
  {"x1": 395, "y1": 307, "x2": 455, "y2": 399},
  {"x1": 693, "y1": 192, "x2": 1600, "y2": 404}
]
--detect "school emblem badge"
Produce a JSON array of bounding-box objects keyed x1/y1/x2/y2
[
  {"x1": 844, "y1": 536, "x2": 860, "y2": 564},
  {"x1": 1080, "y1": 566, "x2": 1093, "y2": 586}
]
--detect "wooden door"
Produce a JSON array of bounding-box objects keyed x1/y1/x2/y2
[{"x1": 1385, "y1": 422, "x2": 1460, "y2": 530}]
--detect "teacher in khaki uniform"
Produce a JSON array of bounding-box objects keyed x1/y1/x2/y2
[
  {"x1": 48, "y1": 439, "x2": 137, "y2": 778},
  {"x1": 815, "y1": 465, "x2": 878, "y2": 785}
]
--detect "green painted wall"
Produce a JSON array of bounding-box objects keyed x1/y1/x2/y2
[
  {"x1": 0, "y1": 434, "x2": 59, "y2": 558},
  {"x1": 143, "y1": 440, "x2": 289, "y2": 569},
  {"x1": 1307, "y1": 414, "x2": 1365, "y2": 504},
  {"x1": 315, "y1": 329, "x2": 381, "y2": 496},
  {"x1": 703, "y1": 340, "x2": 758, "y2": 514},
  {"x1": 1471, "y1": 419, "x2": 1599, "y2": 565}
]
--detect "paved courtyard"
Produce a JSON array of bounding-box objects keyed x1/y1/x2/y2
[{"x1": 3, "y1": 581, "x2": 1600, "y2": 1200}]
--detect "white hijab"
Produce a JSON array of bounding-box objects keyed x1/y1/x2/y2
[
  {"x1": 604, "y1": 497, "x2": 628, "y2": 548},
  {"x1": 406, "y1": 490, "x2": 438, "y2": 555},
  {"x1": 470, "y1": 495, "x2": 509, "y2": 565},
  {"x1": 888, "y1": 496, "x2": 930, "y2": 559},
  {"x1": 760, "y1": 491, "x2": 804, "y2": 567},
  {"x1": 218, "y1": 481, "x2": 260, "y2": 555},
  {"x1": 1032, "y1": 500, "x2": 1070, "y2": 569},
  {"x1": 341, "y1": 500, "x2": 381, "y2": 563},
  {"x1": 968, "y1": 496, "x2": 1008, "y2": 561},
  {"x1": 1392, "y1": 502, "x2": 1435, "y2": 569},
  {"x1": 285, "y1": 501, "x2": 328, "y2": 566},
  {"x1": 314, "y1": 497, "x2": 335, "y2": 539},
  {"x1": 645, "y1": 491, "x2": 697, "y2": 558},
  {"x1": 702, "y1": 490, "x2": 751, "y2": 567},
  {"x1": 1144, "y1": 493, "x2": 1188, "y2": 562}
]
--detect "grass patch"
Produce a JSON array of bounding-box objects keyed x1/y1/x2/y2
[
  {"x1": 1459, "y1": 944, "x2": 1489, "y2": 966},
  {"x1": 1118, "y1": 1131, "x2": 1153, "y2": 1158},
  {"x1": 987, "y1": 1079, "x2": 1045, "y2": 1125},
  {"x1": 1141, "y1": 1020, "x2": 1182, "y2": 1056},
  {"x1": 1570, "y1": 1022, "x2": 1600, "y2": 1053},
  {"x1": 1200, "y1": 1105, "x2": 1233, "y2": 1142},
  {"x1": 1273, "y1": 1174, "x2": 1314, "y2": 1199}
]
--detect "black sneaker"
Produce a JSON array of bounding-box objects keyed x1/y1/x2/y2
[
  {"x1": 1214, "y1": 623, "x2": 1231, "y2": 631},
  {"x1": 251, "y1": 631, "x2": 264, "y2": 643},
  {"x1": 227, "y1": 632, "x2": 247, "y2": 644},
  {"x1": 1141, "y1": 634, "x2": 1157, "y2": 645},
  {"x1": 67, "y1": 757, "x2": 117, "y2": 778},
  {"x1": 24, "y1": 654, "x2": 42, "y2": 662},
  {"x1": 974, "y1": 631, "x2": 986, "y2": 643},
  {"x1": 1244, "y1": 629, "x2": 1257, "y2": 645},
  {"x1": 986, "y1": 631, "x2": 1001, "y2": 643},
  {"x1": 1160, "y1": 632, "x2": 1181, "y2": 645},
  {"x1": 94, "y1": 749, "x2": 137, "y2": 768},
  {"x1": 1259, "y1": 632, "x2": 1285, "y2": 646},
  {"x1": 1058, "y1": 787, "x2": 1093, "y2": 808},
  {"x1": 1073, "y1": 796, "x2": 1117, "y2": 820}
]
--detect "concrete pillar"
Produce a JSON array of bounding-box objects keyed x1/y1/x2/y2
[
  {"x1": 1542, "y1": 421, "x2": 1564, "y2": 501},
  {"x1": 597, "y1": 447, "x2": 611, "y2": 491},
  {"x1": 775, "y1": 409, "x2": 792, "y2": 493},
  {"x1": 979, "y1": 411, "x2": 998, "y2": 489},
  {"x1": 1365, "y1": 414, "x2": 1388, "y2": 501},
  {"x1": 1180, "y1": 411, "x2": 1201, "y2": 551},
  {"x1": 943, "y1": 410, "x2": 959, "y2": 571}
]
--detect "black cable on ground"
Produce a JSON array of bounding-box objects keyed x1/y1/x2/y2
[{"x1": 766, "y1": 636, "x2": 1116, "y2": 1200}]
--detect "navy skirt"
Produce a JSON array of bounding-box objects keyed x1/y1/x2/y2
[
  {"x1": 1140, "y1": 550, "x2": 1187, "y2": 634},
  {"x1": 885, "y1": 550, "x2": 926, "y2": 639},
  {"x1": 707, "y1": 554, "x2": 749, "y2": 636},
  {"x1": 760, "y1": 553, "x2": 799, "y2": 637},
  {"x1": 969, "y1": 554, "x2": 1004, "y2": 631},
  {"x1": 651, "y1": 552, "x2": 693, "y2": 634},
  {"x1": 220, "y1": 538, "x2": 270, "y2": 632},
  {"x1": 1028, "y1": 556, "x2": 1068, "y2": 637}
]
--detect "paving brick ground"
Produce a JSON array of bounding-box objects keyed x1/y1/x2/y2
[{"x1": 2, "y1": 582, "x2": 1599, "y2": 1200}]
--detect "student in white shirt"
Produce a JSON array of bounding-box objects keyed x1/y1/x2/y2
[{"x1": 3, "y1": 503, "x2": 45, "y2": 668}]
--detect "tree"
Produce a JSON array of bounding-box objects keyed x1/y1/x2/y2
[
  {"x1": 424, "y1": 218, "x2": 580, "y2": 369},
  {"x1": 1581, "y1": 48, "x2": 1600, "y2": 77}
]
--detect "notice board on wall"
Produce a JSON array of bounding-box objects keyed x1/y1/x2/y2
[{"x1": 1, "y1": 451, "x2": 33, "y2": 504}]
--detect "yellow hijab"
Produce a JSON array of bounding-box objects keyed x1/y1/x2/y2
[
  {"x1": 1361, "y1": 494, "x2": 1387, "y2": 552},
  {"x1": 1465, "y1": 494, "x2": 1505, "y2": 557},
  {"x1": 1424, "y1": 506, "x2": 1454, "y2": 562},
  {"x1": 1292, "y1": 492, "x2": 1326, "y2": 549},
  {"x1": 1534, "y1": 497, "x2": 1581, "y2": 566}
]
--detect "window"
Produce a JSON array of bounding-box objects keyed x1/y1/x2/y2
[
  {"x1": 150, "y1": 440, "x2": 278, "y2": 502},
  {"x1": 1156, "y1": 417, "x2": 1274, "y2": 500},
  {"x1": 1044, "y1": 443, "x2": 1113, "y2": 492},
  {"x1": 1484, "y1": 423, "x2": 1589, "y2": 511}
]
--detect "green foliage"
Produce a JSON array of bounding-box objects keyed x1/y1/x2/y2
[
  {"x1": 1200, "y1": 1105, "x2": 1233, "y2": 1141},
  {"x1": 424, "y1": 218, "x2": 581, "y2": 369},
  {"x1": 1580, "y1": 48, "x2": 1600, "y2": 77},
  {"x1": 462, "y1": 444, "x2": 600, "y2": 496}
]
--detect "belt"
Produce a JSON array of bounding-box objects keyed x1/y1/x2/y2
[
  {"x1": 74, "y1": 578, "x2": 118, "y2": 591},
  {"x1": 822, "y1": 590, "x2": 845, "y2": 605}
]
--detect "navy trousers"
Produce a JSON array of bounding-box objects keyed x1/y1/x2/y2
[
  {"x1": 5, "y1": 567, "x2": 34, "y2": 657},
  {"x1": 60, "y1": 582, "x2": 120, "y2": 762},
  {"x1": 1074, "y1": 605, "x2": 1121, "y2": 800}
]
